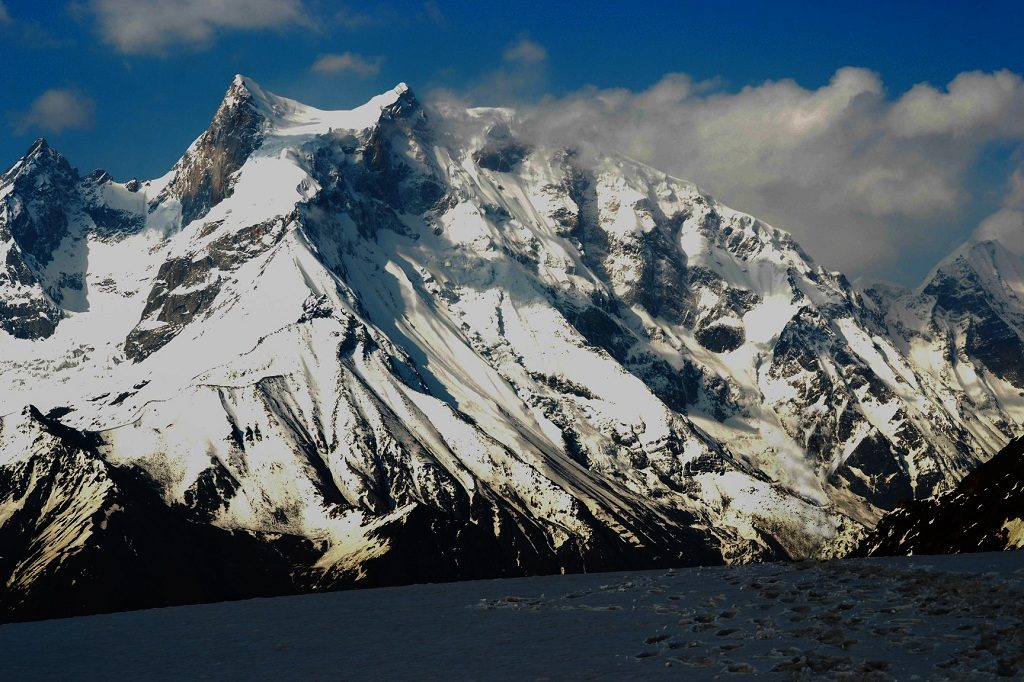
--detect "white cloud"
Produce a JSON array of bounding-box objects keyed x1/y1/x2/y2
[
  {"x1": 888, "y1": 70, "x2": 1024, "y2": 139},
  {"x1": 974, "y1": 164, "x2": 1024, "y2": 254},
  {"x1": 0, "y1": 2, "x2": 11, "y2": 26},
  {"x1": 330, "y1": 2, "x2": 443, "y2": 31},
  {"x1": 469, "y1": 67, "x2": 1024, "y2": 276},
  {"x1": 14, "y1": 89, "x2": 96, "y2": 135},
  {"x1": 503, "y1": 36, "x2": 547, "y2": 65},
  {"x1": 975, "y1": 208, "x2": 1024, "y2": 253},
  {"x1": 86, "y1": 0, "x2": 309, "y2": 54},
  {"x1": 457, "y1": 36, "x2": 549, "y2": 103},
  {"x1": 311, "y1": 52, "x2": 382, "y2": 78}
]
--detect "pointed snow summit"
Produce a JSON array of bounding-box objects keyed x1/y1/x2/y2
[
  {"x1": 3, "y1": 137, "x2": 78, "y2": 201},
  {"x1": 158, "y1": 75, "x2": 272, "y2": 226},
  {"x1": 158, "y1": 75, "x2": 413, "y2": 226},
  {"x1": 5, "y1": 138, "x2": 66, "y2": 175}
]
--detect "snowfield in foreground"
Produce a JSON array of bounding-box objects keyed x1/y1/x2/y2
[{"x1": 2, "y1": 552, "x2": 1022, "y2": 680}]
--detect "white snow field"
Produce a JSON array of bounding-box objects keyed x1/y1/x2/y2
[{"x1": 1, "y1": 551, "x2": 1022, "y2": 680}]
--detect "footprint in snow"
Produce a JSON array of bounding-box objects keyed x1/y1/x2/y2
[
  {"x1": 723, "y1": 662, "x2": 756, "y2": 674},
  {"x1": 668, "y1": 655, "x2": 714, "y2": 668}
]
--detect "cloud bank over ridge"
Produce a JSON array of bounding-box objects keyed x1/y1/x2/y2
[{"x1": 433, "y1": 66, "x2": 1024, "y2": 279}]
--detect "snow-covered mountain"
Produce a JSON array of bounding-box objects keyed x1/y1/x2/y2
[{"x1": 2, "y1": 76, "x2": 1022, "y2": 620}]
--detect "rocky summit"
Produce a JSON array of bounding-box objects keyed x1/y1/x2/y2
[{"x1": 1, "y1": 76, "x2": 1022, "y2": 622}]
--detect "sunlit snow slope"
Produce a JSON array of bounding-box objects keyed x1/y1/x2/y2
[{"x1": 1, "y1": 76, "x2": 1022, "y2": 621}]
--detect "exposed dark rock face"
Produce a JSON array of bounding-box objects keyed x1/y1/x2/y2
[
  {"x1": 124, "y1": 255, "x2": 221, "y2": 361},
  {"x1": 0, "y1": 247, "x2": 62, "y2": 339},
  {"x1": 0, "y1": 140, "x2": 79, "y2": 339},
  {"x1": 328, "y1": 496, "x2": 724, "y2": 592},
  {"x1": 764, "y1": 305, "x2": 951, "y2": 508},
  {"x1": 3, "y1": 139, "x2": 77, "y2": 266},
  {"x1": 125, "y1": 213, "x2": 293, "y2": 361},
  {"x1": 559, "y1": 151, "x2": 609, "y2": 279},
  {"x1": 159, "y1": 77, "x2": 267, "y2": 226},
  {"x1": 299, "y1": 86, "x2": 448, "y2": 253},
  {"x1": 696, "y1": 324, "x2": 745, "y2": 353},
  {"x1": 924, "y1": 253, "x2": 1024, "y2": 389},
  {"x1": 854, "y1": 436, "x2": 1024, "y2": 557},
  {"x1": 181, "y1": 460, "x2": 240, "y2": 523},
  {"x1": 966, "y1": 310, "x2": 1024, "y2": 389},
  {"x1": 616, "y1": 199, "x2": 691, "y2": 323},
  {"x1": 83, "y1": 203, "x2": 146, "y2": 240},
  {"x1": 828, "y1": 432, "x2": 913, "y2": 510},
  {"x1": 473, "y1": 123, "x2": 531, "y2": 172},
  {"x1": 361, "y1": 87, "x2": 448, "y2": 216}
]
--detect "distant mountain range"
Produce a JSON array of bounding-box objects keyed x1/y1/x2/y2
[{"x1": 2, "y1": 76, "x2": 1022, "y2": 621}]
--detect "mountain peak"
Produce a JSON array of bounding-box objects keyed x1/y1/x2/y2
[
  {"x1": 216, "y1": 75, "x2": 417, "y2": 133},
  {"x1": 220, "y1": 73, "x2": 272, "y2": 114},
  {"x1": 2, "y1": 137, "x2": 75, "y2": 187},
  {"x1": 22, "y1": 137, "x2": 68, "y2": 166},
  {"x1": 27, "y1": 137, "x2": 50, "y2": 155},
  {"x1": 381, "y1": 83, "x2": 419, "y2": 118},
  {"x1": 918, "y1": 238, "x2": 1022, "y2": 293},
  {"x1": 160, "y1": 76, "x2": 415, "y2": 228}
]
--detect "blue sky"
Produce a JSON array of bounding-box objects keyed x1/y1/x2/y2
[{"x1": 1, "y1": 1, "x2": 1023, "y2": 279}]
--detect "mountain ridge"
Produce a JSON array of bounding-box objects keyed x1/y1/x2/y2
[{"x1": 1, "y1": 76, "x2": 1021, "y2": 620}]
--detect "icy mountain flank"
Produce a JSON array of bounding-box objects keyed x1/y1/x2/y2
[{"x1": 1, "y1": 76, "x2": 1022, "y2": 621}]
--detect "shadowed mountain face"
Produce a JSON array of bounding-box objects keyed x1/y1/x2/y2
[
  {"x1": 1, "y1": 76, "x2": 1022, "y2": 621},
  {"x1": 0, "y1": 408, "x2": 308, "y2": 623},
  {"x1": 855, "y1": 436, "x2": 1024, "y2": 557}
]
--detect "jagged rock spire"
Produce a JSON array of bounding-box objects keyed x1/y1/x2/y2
[{"x1": 159, "y1": 75, "x2": 269, "y2": 226}]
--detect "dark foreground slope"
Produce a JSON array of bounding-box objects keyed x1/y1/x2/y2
[
  {"x1": 1, "y1": 552, "x2": 1022, "y2": 681},
  {"x1": 855, "y1": 436, "x2": 1024, "y2": 557}
]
